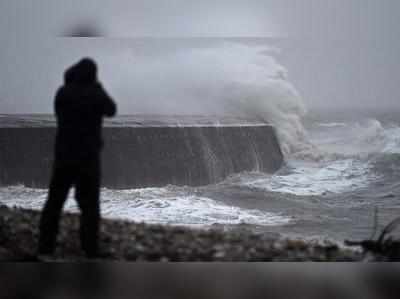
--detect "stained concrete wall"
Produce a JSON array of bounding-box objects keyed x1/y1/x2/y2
[{"x1": 0, "y1": 125, "x2": 283, "y2": 189}]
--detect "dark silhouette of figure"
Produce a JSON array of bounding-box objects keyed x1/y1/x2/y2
[{"x1": 38, "y1": 58, "x2": 116, "y2": 257}]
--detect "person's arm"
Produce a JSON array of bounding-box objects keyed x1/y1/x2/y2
[
  {"x1": 95, "y1": 83, "x2": 117, "y2": 117},
  {"x1": 54, "y1": 87, "x2": 64, "y2": 117}
]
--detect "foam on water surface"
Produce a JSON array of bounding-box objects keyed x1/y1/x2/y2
[
  {"x1": 241, "y1": 159, "x2": 376, "y2": 196},
  {"x1": 238, "y1": 119, "x2": 400, "y2": 196},
  {"x1": 0, "y1": 185, "x2": 290, "y2": 227}
]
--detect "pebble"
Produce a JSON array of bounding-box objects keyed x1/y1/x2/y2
[{"x1": 0, "y1": 205, "x2": 363, "y2": 261}]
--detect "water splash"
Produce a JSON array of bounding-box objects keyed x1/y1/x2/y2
[{"x1": 0, "y1": 185, "x2": 290, "y2": 227}]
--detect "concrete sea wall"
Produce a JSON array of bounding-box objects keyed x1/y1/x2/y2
[{"x1": 0, "y1": 125, "x2": 283, "y2": 189}]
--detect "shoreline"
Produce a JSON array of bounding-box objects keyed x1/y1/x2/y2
[{"x1": 0, "y1": 205, "x2": 364, "y2": 261}]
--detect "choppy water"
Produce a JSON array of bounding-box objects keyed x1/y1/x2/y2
[{"x1": 1, "y1": 110, "x2": 400, "y2": 243}]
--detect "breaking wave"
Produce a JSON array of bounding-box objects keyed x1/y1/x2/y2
[
  {"x1": 0, "y1": 185, "x2": 291, "y2": 227},
  {"x1": 99, "y1": 42, "x2": 315, "y2": 159},
  {"x1": 244, "y1": 118, "x2": 400, "y2": 196}
]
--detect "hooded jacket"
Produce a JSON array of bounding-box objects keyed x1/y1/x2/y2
[{"x1": 54, "y1": 59, "x2": 117, "y2": 161}]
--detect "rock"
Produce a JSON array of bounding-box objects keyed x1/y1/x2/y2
[
  {"x1": 0, "y1": 246, "x2": 14, "y2": 261},
  {"x1": 0, "y1": 205, "x2": 363, "y2": 262}
]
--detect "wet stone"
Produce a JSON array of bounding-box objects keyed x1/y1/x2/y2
[{"x1": 0, "y1": 205, "x2": 364, "y2": 262}]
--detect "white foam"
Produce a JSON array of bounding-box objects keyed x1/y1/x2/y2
[
  {"x1": 382, "y1": 126, "x2": 400, "y2": 154},
  {"x1": 97, "y1": 42, "x2": 312, "y2": 159},
  {"x1": 0, "y1": 185, "x2": 290, "y2": 227},
  {"x1": 311, "y1": 119, "x2": 400, "y2": 156},
  {"x1": 241, "y1": 159, "x2": 376, "y2": 196},
  {"x1": 241, "y1": 119, "x2": 400, "y2": 196}
]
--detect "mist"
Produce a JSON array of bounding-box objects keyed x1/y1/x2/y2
[
  {"x1": 0, "y1": 0, "x2": 399, "y2": 113},
  {"x1": 3, "y1": 0, "x2": 400, "y2": 263}
]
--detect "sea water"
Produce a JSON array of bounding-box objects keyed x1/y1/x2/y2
[{"x1": 1, "y1": 42, "x2": 400, "y2": 243}]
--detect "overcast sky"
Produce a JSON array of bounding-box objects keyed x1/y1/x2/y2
[{"x1": 0, "y1": 0, "x2": 399, "y2": 113}]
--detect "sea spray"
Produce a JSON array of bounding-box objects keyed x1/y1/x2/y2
[{"x1": 99, "y1": 42, "x2": 317, "y2": 159}]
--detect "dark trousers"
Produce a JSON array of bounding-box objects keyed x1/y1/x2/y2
[{"x1": 38, "y1": 156, "x2": 101, "y2": 256}]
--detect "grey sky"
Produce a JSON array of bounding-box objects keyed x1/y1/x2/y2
[{"x1": 0, "y1": 0, "x2": 399, "y2": 113}]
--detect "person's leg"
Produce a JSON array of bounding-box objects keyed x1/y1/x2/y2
[
  {"x1": 75, "y1": 157, "x2": 101, "y2": 257},
  {"x1": 38, "y1": 163, "x2": 73, "y2": 254}
]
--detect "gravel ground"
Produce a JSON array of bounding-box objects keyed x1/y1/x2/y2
[{"x1": 0, "y1": 205, "x2": 363, "y2": 261}]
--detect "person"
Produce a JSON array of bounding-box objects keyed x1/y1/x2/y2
[{"x1": 38, "y1": 58, "x2": 117, "y2": 258}]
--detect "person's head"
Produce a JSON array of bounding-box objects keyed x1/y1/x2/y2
[
  {"x1": 64, "y1": 64, "x2": 77, "y2": 85},
  {"x1": 64, "y1": 57, "x2": 98, "y2": 86}
]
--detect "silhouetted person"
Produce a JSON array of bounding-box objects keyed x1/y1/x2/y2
[{"x1": 38, "y1": 58, "x2": 116, "y2": 258}]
